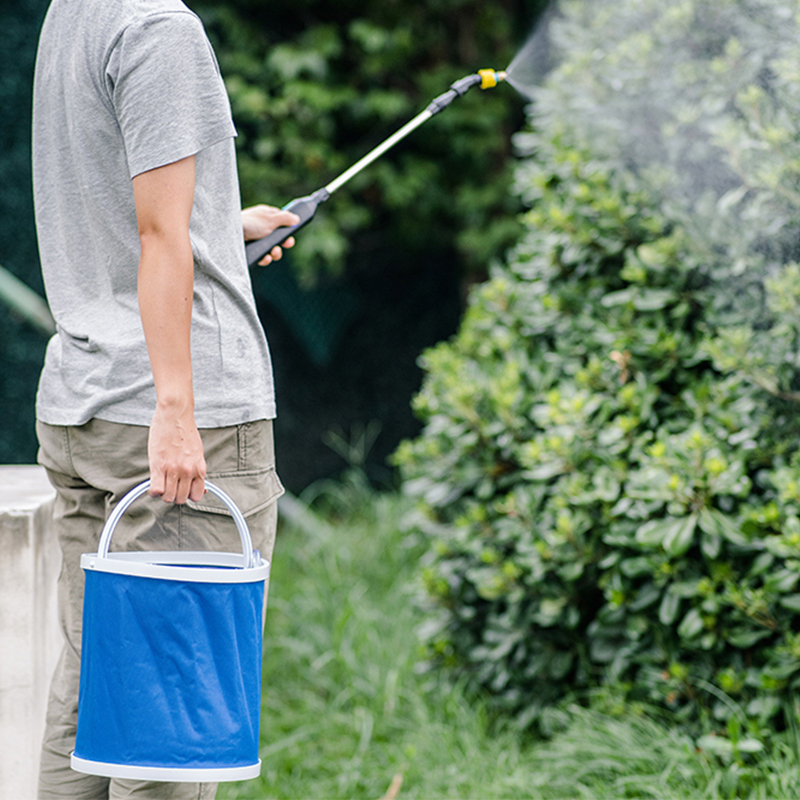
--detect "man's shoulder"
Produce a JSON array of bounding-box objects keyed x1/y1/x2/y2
[
  {"x1": 41, "y1": 0, "x2": 198, "y2": 54},
  {"x1": 116, "y1": 0, "x2": 199, "y2": 28}
]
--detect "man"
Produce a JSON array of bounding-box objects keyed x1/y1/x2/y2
[{"x1": 32, "y1": 0, "x2": 296, "y2": 796}]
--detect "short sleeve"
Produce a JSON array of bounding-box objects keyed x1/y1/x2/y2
[{"x1": 106, "y1": 11, "x2": 236, "y2": 178}]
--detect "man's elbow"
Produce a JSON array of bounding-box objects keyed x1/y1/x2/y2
[{"x1": 138, "y1": 226, "x2": 193, "y2": 262}]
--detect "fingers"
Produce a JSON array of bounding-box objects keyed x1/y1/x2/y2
[
  {"x1": 258, "y1": 237, "x2": 296, "y2": 267},
  {"x1": 162, "y1": 470, "x2": 179, "y2": 504},
  {"x1": 147, "y1": 408, "x2": 206, "y2": 505},
  {"x1": 149, "y1": 466, "x2": 206, "y2": 505},
  {"x1": 259, "y1": 246, "x2": 282, "y2": 267},
  {"x1": 188, "y1": 476, "x2": 206, "y2": 503},
  {"x1": 147, "y1": 429, "x2": 206, "y2": 505},
  {"x1": 169, "y1": 473, "x2": 205, "y2": 506}
]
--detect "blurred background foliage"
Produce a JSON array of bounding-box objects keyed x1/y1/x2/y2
[
  {"x1": 0, "y1": 0, "x2": 50, "y2": 469},
  {"x1": 0, "y1": 0, "x2": 547, "y2": 488}
]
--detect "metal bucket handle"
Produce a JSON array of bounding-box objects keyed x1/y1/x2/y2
[{"x1": 96, "y1": 480, "x2": 256, "y2": 569}]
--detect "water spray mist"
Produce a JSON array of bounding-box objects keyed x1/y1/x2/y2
[{"x1": 246, "y1": 70, "x2": 507, "y2": 267}]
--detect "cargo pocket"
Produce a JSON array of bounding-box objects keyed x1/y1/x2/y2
[{"x1": 186, "y1": 467, "x2": 284, "y2": 518}]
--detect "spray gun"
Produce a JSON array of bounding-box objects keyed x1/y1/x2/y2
[{"x1": 246, "y1": 69, "x2": 507, "y2": 267}]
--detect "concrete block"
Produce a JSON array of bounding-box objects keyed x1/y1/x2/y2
[{"x1": 0, "y1": 466, "x2": 59, "y2": 800}]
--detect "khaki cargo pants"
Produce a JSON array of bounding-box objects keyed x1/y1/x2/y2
[{"x1": 36, "y1": 418, "x2": 283, "y2": 800}]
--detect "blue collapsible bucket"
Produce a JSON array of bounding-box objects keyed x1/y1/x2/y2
[{"x1": 71, "y1": 480, "x2": 269, "y2": 782}]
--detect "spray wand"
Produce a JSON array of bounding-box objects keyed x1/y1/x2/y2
[{"x1": 246, "y1": 69, "x2": 507, "y2": 267}]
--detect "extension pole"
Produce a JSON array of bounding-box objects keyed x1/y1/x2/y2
[
  {"x1": 245, "y1": 69, "x2": 506, "y2": 267},
  {"x1": 323, "y1": 110, "x2": 433, "y2": 195}
]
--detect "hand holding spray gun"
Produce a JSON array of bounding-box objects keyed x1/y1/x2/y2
[{"x1": 245, "y1": 69, "x2": 507, "y2": 268}]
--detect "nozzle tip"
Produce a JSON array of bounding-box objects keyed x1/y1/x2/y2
[{"x1": 478, "y1": 69, "x2": 505, "y2": 89}]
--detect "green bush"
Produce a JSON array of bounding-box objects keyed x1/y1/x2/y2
[
  {"x1": 395, "y1": 0, "x2": 800, "y2": 738},
  {"x1": 536, "y1": 0, "x2": 800, "y2": 326}
]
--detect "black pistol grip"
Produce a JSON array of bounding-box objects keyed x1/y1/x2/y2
[{"x1": 245, "y1": 196, "x2": 318, "y2": 267}]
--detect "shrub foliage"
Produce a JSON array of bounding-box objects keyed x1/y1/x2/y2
[{"x1": 395, "y1": 0, "x2": 800, "y2": 737}]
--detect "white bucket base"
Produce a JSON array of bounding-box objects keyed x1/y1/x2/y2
[{"x1": 70, "y1": 753, "x2": 261, "y2": 782}]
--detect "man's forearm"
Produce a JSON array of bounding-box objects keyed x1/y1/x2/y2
[{"x1": 137, "y1": 230, "x2": 195, "y2": 412}]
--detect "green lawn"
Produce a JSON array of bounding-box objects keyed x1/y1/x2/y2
[{"x1": 217, "y1": 479, "x2": 800, "y2": 800}]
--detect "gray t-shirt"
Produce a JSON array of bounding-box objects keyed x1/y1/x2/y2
[{"x1": 32, "y1": 0, "x2": 276, "y2": 428}]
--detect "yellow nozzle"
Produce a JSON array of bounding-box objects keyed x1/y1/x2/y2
[{"x1": 478, "y1": 69, "x2": 506, "y2": 89}]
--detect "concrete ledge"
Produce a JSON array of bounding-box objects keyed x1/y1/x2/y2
[{"x1": 0, "y1": 466, "x2": 60, "y2": 800}]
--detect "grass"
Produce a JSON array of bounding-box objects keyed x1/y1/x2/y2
[{"x1": 217, "y1": 476, "x2": 800, "y2": 800}]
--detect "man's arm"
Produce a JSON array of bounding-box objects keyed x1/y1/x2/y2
[{"x1": 133, "y1": 155, "x2": 206, "y2": 505}]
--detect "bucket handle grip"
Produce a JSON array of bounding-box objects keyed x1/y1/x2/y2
[{"x1": 96, "y1": 480, "x2": 256, "y2": 569}]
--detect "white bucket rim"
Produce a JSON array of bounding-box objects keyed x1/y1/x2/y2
[
  {"x1": 80, "y1": 551, "x2": 270, "y2": 584},
  {"x1": 71, "y1": 752, "x2": 261, "y2": 781}
]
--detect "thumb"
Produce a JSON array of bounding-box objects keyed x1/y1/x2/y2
[
  {"x1": 148, "y1": 465, "x2": 165, "y2": 497},
  {"x1": 275, "y1": 209, "x2": 301, "y2": 228}
]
